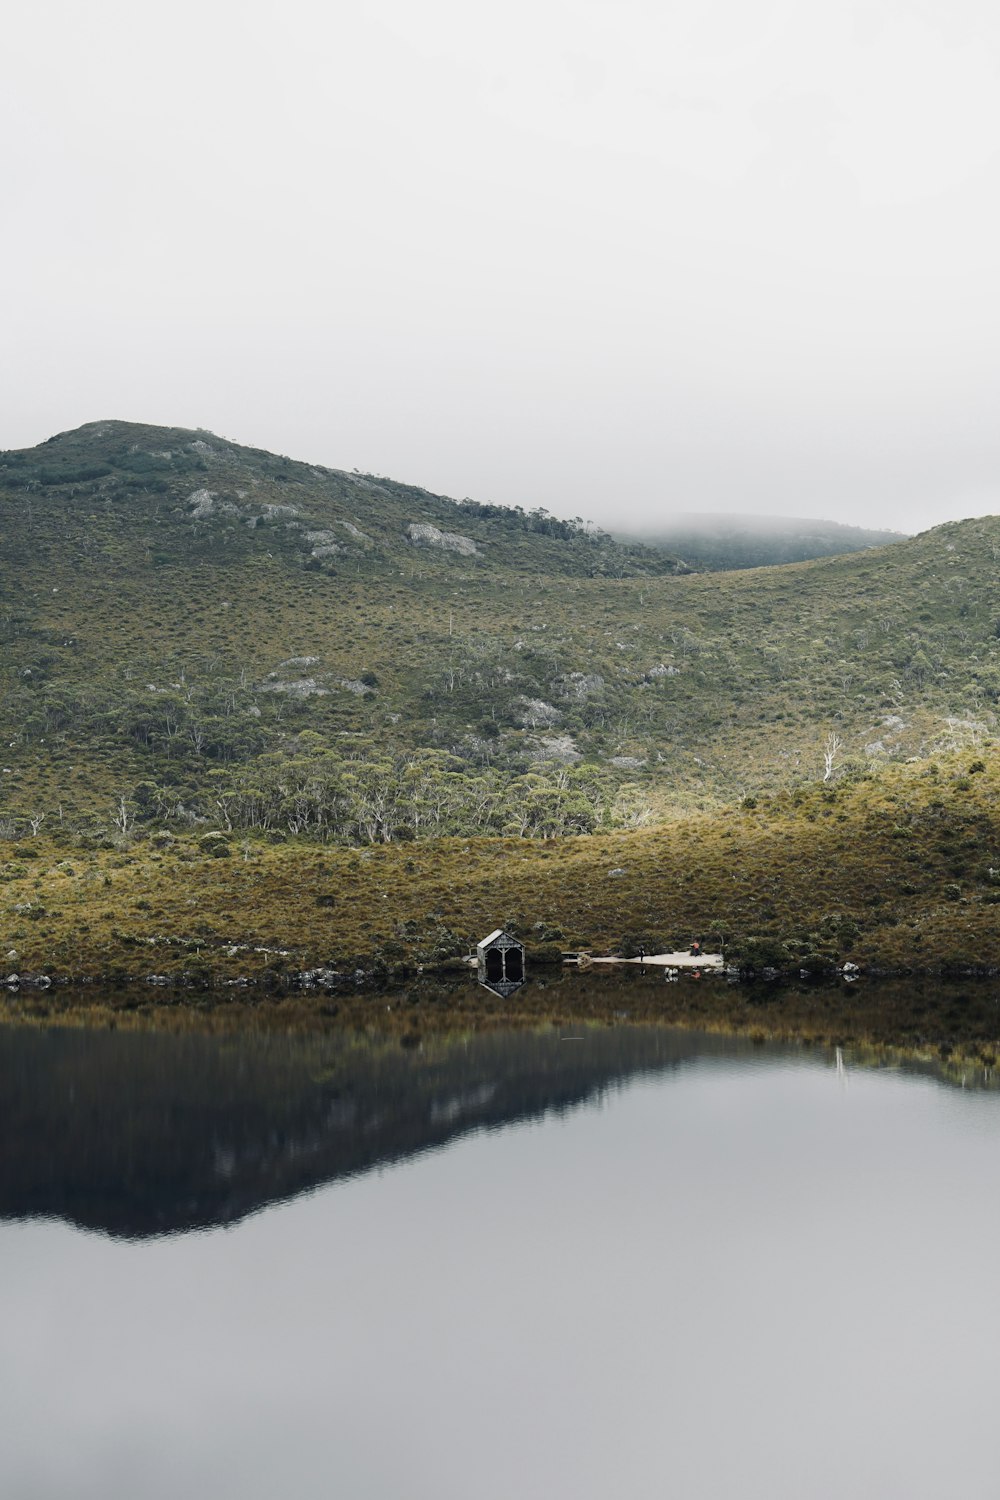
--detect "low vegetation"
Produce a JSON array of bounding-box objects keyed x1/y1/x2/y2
[
  {"x1": 1, "y1": 421, "x2": 998, "y2": 843},
  {"x1": 1, "y1": 422, "x2": 997, "y2": 1023},
  {"x1": 1, "y1": 752, "x2": 996, "y2": 985}
]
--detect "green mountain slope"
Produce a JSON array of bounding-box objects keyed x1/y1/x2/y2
[
  {"x1": 1, "y1": 421, "x2": 997, "y2": 845},
  {"x1": 618, "y1": 513, "x2": 907, "y2": 571}
]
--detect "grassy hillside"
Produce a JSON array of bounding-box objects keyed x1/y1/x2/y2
[
  {"x1": 2, "y1": 750, "x2": 997, "y2": 983},
  {"x1": 619, "y1": 513, "x2": 907, "y2": 571},
  {"x1": 1, "y1": 421, "x2": 997, "y2": 854}
]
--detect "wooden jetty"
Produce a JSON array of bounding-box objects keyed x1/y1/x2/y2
[{"x1": 565, "y1": 950, "x2": 725, "y2": 971}]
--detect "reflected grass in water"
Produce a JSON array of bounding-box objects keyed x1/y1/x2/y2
[
  {"x1": 3, "y1": 968, "x2": 1000, "y2": 1069},
  {"x1": 2, "y1": 1000, "x2": 998, "y2": 1244}
]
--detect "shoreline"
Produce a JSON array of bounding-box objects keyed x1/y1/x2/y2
[
  {"x1": 6, "y1": 948, "x2": 1000, "y2": 995},
  {"x1": 4, "y1": 968, "x2": 1000, "y2": 1071}
]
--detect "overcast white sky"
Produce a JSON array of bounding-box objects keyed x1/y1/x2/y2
[{"x1": 5, "y1": 0, "x2": 1000, "y2": 533}]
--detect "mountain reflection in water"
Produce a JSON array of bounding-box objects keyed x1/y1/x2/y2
[{"x1": 0, "y1": 1017, "x2": 990, "y2": 1239}]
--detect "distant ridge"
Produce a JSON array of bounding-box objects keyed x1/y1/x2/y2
[{"x1": 616, "y1": 512, "x2": 907, "y2": 571}]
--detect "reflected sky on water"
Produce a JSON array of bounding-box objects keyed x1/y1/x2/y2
[{"x1": 1, "y1": 1023, "x2": 999, "y2": 1498}]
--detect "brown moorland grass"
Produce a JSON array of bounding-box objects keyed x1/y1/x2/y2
[{"x1": 2, "y1": 751, "x2": 997, "y2": 985}]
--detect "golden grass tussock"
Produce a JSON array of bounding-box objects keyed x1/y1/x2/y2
[{"x1": 1, "y1": 752, "x2": 997, "y2": 989}]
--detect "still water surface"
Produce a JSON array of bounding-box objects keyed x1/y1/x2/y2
[{"x1": 2, "y1": 1021, "x2": 1000, "y2": 1498}]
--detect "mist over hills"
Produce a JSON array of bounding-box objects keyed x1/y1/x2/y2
[
  {"x1": 5, "y1": 419, "x2": 683, "y2": 580},
  {"x1": 617, "y1": 513, "x2": 908, "y2": 572},
  {"x1": 1, "y1": 420, "x2": 997, "y2": 845}
]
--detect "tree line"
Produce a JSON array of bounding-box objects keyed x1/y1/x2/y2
[{"x1": 127, "y1": 748, "x2": 653, "y2": 843}]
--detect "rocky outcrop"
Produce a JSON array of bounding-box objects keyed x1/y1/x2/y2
[
  {"x1": 337, "y1": 520, "x2": 371, "y2": 545},
  {"x1": 186, "y1": 489, "x2": 238, "y2": 520},
  {"x1": 259, "y1": 678, "x2": 328, "y2": 698},
  {"x1": 534, "y1": 735, "x2": 581, "y2": 763},
  {"x1": 557, "y1": 672, "x2": 605, "y2": 701},
  {"x1": 514, "y1": 697, "x2": 561, "y2": 728},
  {"x1": 304, "y1": 530, "x2": 341, "y2": 558},
  {"x1": 406, "y1": 522, "x2": 479, "y2": 557}
]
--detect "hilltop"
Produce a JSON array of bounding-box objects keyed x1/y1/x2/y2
[
  {"x1": 1, "y1": 420, "x2": 997, "y2": 840},
  {"x1": 3, "y1": 419, "x2": 681, "y2": 579}
]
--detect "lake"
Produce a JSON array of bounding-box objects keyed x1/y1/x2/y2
[{"x1": 2, "y1": 1017, "x2": 999, "y2": 1498}]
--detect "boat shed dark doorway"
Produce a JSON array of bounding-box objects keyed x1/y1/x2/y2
[{"x1": 476, "y1": 929, "x2": 527, "y2": 998}]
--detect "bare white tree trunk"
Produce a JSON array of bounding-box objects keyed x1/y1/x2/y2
[{"x1": 823, "y1": 733, "x2": 843, "y2": 782}]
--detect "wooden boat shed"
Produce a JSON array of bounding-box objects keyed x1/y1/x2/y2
[{"x1": 476, "y1": 929, "x2": 525, "y2": 995}]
